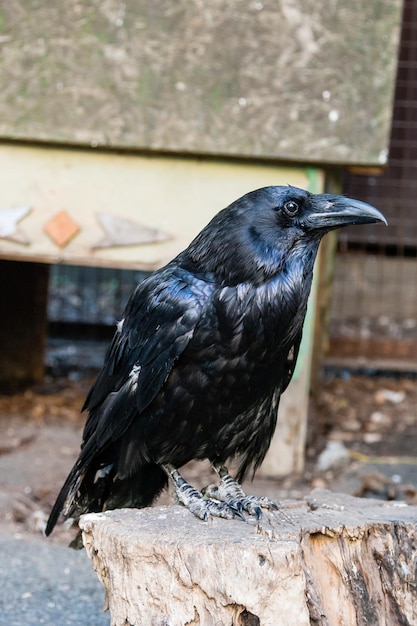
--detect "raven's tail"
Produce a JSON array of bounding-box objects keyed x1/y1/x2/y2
[
  {"x1": 45, "y1": 453, "x2": 89, "y2": 537},
  {"x1": 45, "y1": 454, "x2": 168, "y2": 543}
]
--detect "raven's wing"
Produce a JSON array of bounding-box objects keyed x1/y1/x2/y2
[
  {"x1": 81, "y1": 264, "x2": 207, "y2": 448},
  {"x1": 45, "y1": 265, "x2": 208, "y2": 536}
]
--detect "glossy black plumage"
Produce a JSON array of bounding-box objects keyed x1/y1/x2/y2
[{"x1": 46, "y1": 185, "x2": 386, "y2": 537}]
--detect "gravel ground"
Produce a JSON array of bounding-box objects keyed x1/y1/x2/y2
[{"x1": 0, "y1": 536, "x2": 108, "y2": 626}]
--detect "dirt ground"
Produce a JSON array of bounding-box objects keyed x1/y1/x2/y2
[{"x1": 0, "y1": 371, "x2": 416, "y2": 547}]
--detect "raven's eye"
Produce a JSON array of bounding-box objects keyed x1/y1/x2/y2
[{"x1": 283, "y1": 200, "x2": 299, "y2": 216}]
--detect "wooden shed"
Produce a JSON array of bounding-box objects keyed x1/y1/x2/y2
[{"x1": 0, "y1": 0, "x2": 403, "y2": 476}]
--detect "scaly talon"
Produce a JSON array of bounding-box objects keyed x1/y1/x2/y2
[
  {"x1": 203, "y1": 464, "x2": 279, "y2": 519},
  {"x1": 164, "y1": 465, "x2": 244, "y2": 521}
]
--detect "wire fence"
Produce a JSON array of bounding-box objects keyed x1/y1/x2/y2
[{"x1": 329, "y1": 0, "x2": 417, "y2": 367}]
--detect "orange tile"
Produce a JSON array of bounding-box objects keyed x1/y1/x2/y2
[{"x1": 44, "y1": 210, "x2": 80, "y2": 247}]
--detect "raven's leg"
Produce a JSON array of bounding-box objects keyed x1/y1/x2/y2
[
  {"x1": 162, "y1": 464, "x2": 244, "y2": 521},
  {"x1": 202, "y1": 463, "x2": 278, "y2": 520}
]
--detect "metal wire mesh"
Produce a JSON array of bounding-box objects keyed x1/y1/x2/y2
[
  {"x1": 48, "y1": 264, "x2": 148, "y2": 327},
  {"x1": 329, "y1": 0, "x2": 417, "y2": 366}
]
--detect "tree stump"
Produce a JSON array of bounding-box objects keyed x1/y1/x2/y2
[{"x1": 79, "y1": 489, "x2": 417, "y2": 626}]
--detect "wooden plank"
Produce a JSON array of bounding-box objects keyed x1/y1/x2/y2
[
  {"x1": 0, "y1": 144, "x2": 321, "y2": 269},
  {"x1": 328, "y1": 337, "x2": 417, "y2": 362},
  {"x1": 325, "y1": 355, "x2": 417, "y2": 373},
  {"x1": 0, "y1": 1, "x2": 403, "y2": 165}
]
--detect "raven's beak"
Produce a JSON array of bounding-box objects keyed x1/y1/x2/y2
[{"x1": 306, "y1": 195, "x2": 387, "y2": 231}]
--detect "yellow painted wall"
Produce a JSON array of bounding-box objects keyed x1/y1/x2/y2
[{"x1": 0, "y1": 144, "x2": 323, "y2": 269}]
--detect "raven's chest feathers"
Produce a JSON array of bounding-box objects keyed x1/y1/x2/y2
[
  {"x1": 216, "y1": 265, "x2": 309, "y2": 358},
  {"x1": 186, "y1": 254, "x2": 313, "y2": 392}
]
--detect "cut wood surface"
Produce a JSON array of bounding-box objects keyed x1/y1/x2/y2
[{"x1": 80, "y1": 489, "x2": 417, "y2": 626}]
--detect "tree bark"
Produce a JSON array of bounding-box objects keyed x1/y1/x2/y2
[{"x1": 80, "y1": 489, "x2": 417, "y2": 626}]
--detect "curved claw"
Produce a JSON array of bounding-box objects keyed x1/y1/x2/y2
[
  {"x1": 250, "y1": 504, "x2": 263, "y2": 520},
  {"x1": 227, "y1": 497, "x2": 263, "y2": 520},
  {"x1": 224, "y1": 502, "x2": 246, "y2": 521},
  {"x1": 198, "y1": 495, "x2": 242, "y2": 520},
  {"x1": 254, "y1": 496, "x2": 279, "y2": 511}
]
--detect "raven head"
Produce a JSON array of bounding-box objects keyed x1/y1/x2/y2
[
  {"x1": 240, "y1": 185, "x2": 386, "y2": 269},
  {"x1": 245, "y1": 185, "x2": 387, "y2": 235},
  {"x1": 183, "y1": 185, "x2": 386, "y2": 285}
]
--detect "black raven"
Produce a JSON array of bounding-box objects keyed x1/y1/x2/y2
[{"x1": 45, "y1": 185, "x2": 386, "y2": 539}]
